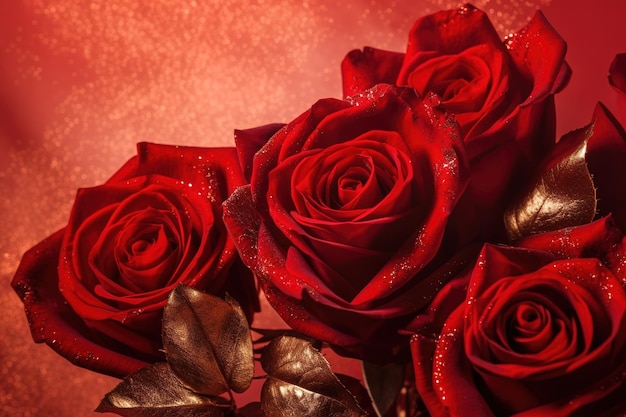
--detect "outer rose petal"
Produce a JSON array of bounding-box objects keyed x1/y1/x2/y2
[
  {"x1": 609, "y1": 53, "x2": 626, "y2": 95},
  {"x1": 586, "y1": 103, "x2": 626, "y2": 232},
  {"x1": 471, "y1": 9, "x2": 569, "y2": 152},
  {"x1": 234, "y1": 123, "x2": 285, "y2": 182},
  {"x1": 506, "y1": 11, "x2": 570, "y2": 107},
  {"x1": 341, "y1": 47, "x2": 404, "y2": 98},
  {"x1": 514, "y1": 214, "x2": 622, "y2": 259},
  {"x1": 412, "y1": 311, "x2": 496, "y2": 417},
  {"x1": 12, "y1": 230, "x2": 148, "y2": 377}
]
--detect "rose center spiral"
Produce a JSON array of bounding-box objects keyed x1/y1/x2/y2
[
  {"x1": 330, "y1": 156, "x2": 389, "y2": 209},
  {"x1": 108, "y1": 208, "x2": 182, "y2": 293}
]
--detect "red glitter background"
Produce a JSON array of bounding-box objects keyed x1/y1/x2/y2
[{"x1": 1, "y1": 1, "x2": 625, "y2": 415}]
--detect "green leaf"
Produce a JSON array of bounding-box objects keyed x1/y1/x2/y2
[
  {"x1": 260, "y1": 336, "x2": 368, "y2": 417},
  {"x1": 95, "y1": 363, "x2": 226, "y2": 417},
  {"x1": 163, "y1": 285, "x2": 254, "y2": 395},
  {"x1": 504, "y1": 123, "x2": 597, "y2": 241}
]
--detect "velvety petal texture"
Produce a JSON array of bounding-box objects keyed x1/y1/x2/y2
[
  {"x1": 341, "y1": 47, "x2": 404, "y2": 98},
  {"x1": 235, "y1": 123, "x2": 286, "y2": 182},
  {"x1": 411, "y1": 218, "x2": 626, "y2": 416},
  {"x1": 586, "y1": 102, "x2": 626, "y2": 232},
  {"x1": 341, "y1": 4, "x2": 569, "y2": 154},
  {"x1": 224, "y1": 84, "x2": 471, "y2": 362},
  {"x1": 341, "y1": 4, "x2": 570, "y2": 240},
  {"x1": 11, "y1": 143, "x2": 257, "y2": 378}
]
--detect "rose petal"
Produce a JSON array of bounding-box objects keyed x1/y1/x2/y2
[
  {"x1": 234, "y1": 123, "x2": 286, "y2": 182},
  {"x1": 506, "y1": 11, "x2": 569, "y2": 106},
  {"x1": 250, "y1": 98, "x2": 352, "y2": 210},
  {"x1": 586, "y1": 103, "x2": 626, "y2": 231},
  {"x1": 11, "y1": 230, "x2": 149, "y2": 378},
  {"x1": 432, "y1": 309, "x2": 496, "y2": 417},
  {"x1": 403, "y1": 5, "x2": 503, "y2": 61},
  {"x1": 609, "y1": 53, "x2": 626, "y2": 95},
  {"x1": 407, "y1": 44, "x2": 510, "y2": 143},
  {"x1": 341, "y1": 47, "x2": 404, "y2": 98},
  {"x1": 60, "y1": 178, "x2": 220, "y2": 319}
]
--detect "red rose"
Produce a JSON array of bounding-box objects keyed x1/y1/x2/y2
[
  {"x1": 224, "y1": 85, "x2": 471, "y2": 362},
  {"x1": 11, "y1": 143, "x2": 257, "y2": 378},
  {"x1": 341, "y1": 5, "x2": 570, "y2": 237},
  {"x1": 411, "y1": 218, "x2": 626, "y2": 416},
  {"x1": 343, "y1": 4, "x2": 569, "y2": 155}
]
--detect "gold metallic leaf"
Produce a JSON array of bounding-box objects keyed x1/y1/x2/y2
[
  {"x1": 95, "y1": 362, "x2": 225, "y2": 417},
  {"x1": 361, "y1": 362, "x2": 405, "y2": 417},
  {"x1": 504, "y1": 123, "x2": 597, "y2": 241},
  {"x1": 163, "y1": 285, "x2": 254, "y2": 396},
  {"x1": 260, "y1": 336, "x2": 367, "y2": 417},
  {"x1": 235, "y1": 402, "x2": 264, "y2": 417}
]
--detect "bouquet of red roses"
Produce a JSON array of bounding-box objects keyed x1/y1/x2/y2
[{"x1": 12, "y1": 4, "x2": 626, "y2": 416}]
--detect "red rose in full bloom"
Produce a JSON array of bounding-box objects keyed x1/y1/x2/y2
[
  {"x1": 224, "y1": 85, "x2": 472, "y2": 362},
  {"x1": 342, "y1": 4, "x2": 570, "y2": 237},
  {"x1": 411, "y1": 218, "x2": 626, "y2": 416},
  {"x1": 11, "y1": 143, "x2": 257, "y2": 378}
]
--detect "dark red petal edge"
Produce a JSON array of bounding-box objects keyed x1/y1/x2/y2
[
  {"x1": 234, "y1": 123, "x2": 286, "y2": 182},
  {"x1": 609, "y1": 53, "x2": 626, "y2": 95},
  {"x1": 11, "y1": 230, "x2": 148, "y2": 378},
  {"x1": 586, "y1": 103, "x2": 626, "y2": 231},
  {"x1": 507, "y1": 11, "x2": 569, "y2": 106},
  {"x1": 340, "y1": 47, "x2": 405, "y2": 99}
]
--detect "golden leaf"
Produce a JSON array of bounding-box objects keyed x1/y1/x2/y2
[
  {"x1": 163, "y1": 285, "x2": 254, "y2": 395},
  {"x1": 504, "y1": 123, "x2": 597, "y2": 241},
  {"x1": 95, "y1": 362, "x2": 225, "y2": 417},
  {"x1": 260, "y1": 336, "x2": 367, "y2": 417}
]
